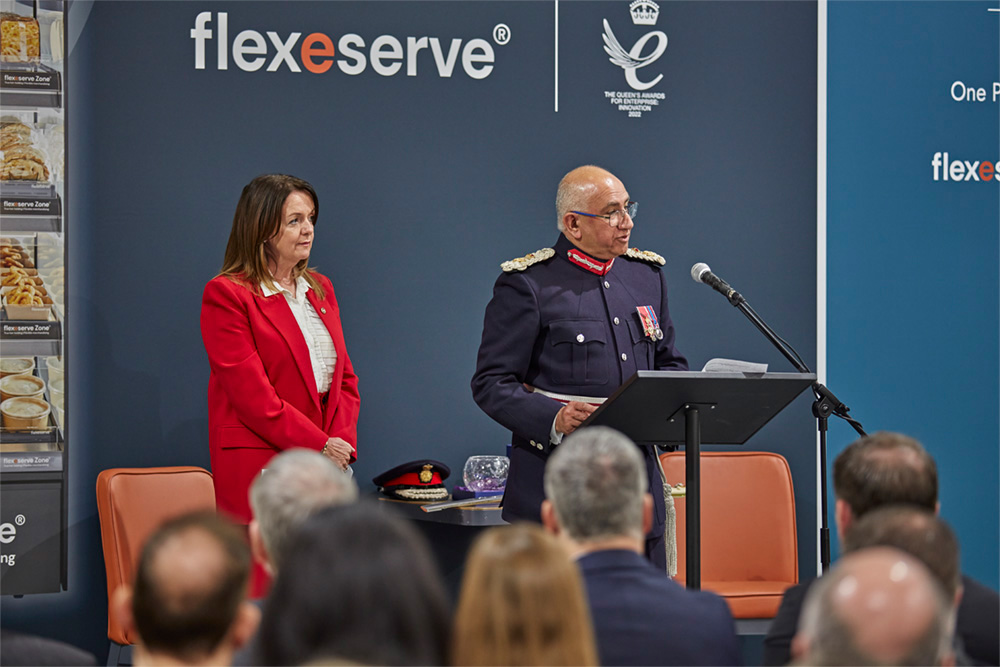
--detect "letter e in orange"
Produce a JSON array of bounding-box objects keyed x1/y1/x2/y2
[{"x1": 302, "y1": 33, "x2": 335, "y2": 73}]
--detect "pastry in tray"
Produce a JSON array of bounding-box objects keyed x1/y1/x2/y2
[
  {"x1": 5, "y1": 282, "x2": 46, "y2": 305},
  {"x1": 0, "y1": 131, "x2": 30, "y2": 152},
  {"x1": 1, "y1": 253, "x2": 34, "y2": 269},
  {"x1": 2, "y1": 145, "x2": 46, "y2": 164},
  {"x1": 1, "y1": 267, "x2": 41, "y2": 287},
  {"x1": 0, "y1": 156, "x2": 48, "y2": 181}
]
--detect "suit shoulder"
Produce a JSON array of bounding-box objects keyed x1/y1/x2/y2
[
  {"x1": 623, "y1": 247, "x2": 666, "y2": 267},
  {"x1": 204, "y1": 274, "x2": 252, "y2": 299},
  {"x1": 501, "y1": 248, "x2": 555, "y2": 273},
  {"x1": 309, "y1": 270, "x2": 335, "y2": 290}
]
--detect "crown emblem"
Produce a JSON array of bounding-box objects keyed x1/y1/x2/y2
[{"x1": 629, "y1": 0, "x2": 659, "y2": 25}]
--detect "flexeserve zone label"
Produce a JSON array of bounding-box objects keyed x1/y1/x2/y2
[{"x1": 189, "y1": 12, "x2": 510, "y2": 80}]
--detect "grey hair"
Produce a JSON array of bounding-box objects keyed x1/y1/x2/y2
[
  {"x1": 249, "y1": 449, "x2": 358, "y2": 570},
  {"x1": 543, "y1": 426, "x2": 647, "y2": 542},
  {"x1": 555, "y1": 165, "x2": 602, "y2": 232},
  {"x1": 798, "y1": 552, "x2": 955, "y2": 666}
]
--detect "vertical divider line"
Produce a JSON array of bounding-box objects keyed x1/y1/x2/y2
[
  {"x1": 816, "y1": 0, "x2": 828, "y2": 578},
  {"x1": 554, "y1": 0, "x2": 559, "y2": 112}
]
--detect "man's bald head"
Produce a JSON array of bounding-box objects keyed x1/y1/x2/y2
[
  {"x1": 796, "y1": 547, "x2": 954, "y2": 666},
  {"x1": 555, "y1": 165, "x2": 634, "y2": 260},
  {"x1": 556, "y1": 165, "x2": 619, "y2": 229},
  {"x1": 132, "y1": 512, "x2": 251, "y2": 662}
]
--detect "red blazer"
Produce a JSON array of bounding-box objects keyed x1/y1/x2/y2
[{"x1": 200, "y1": 272, "x2": 360, "y2": 523}]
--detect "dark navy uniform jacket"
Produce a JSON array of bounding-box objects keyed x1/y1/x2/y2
[{"x1": 472, "y1": 234, "x2": 687, "y2": 529}]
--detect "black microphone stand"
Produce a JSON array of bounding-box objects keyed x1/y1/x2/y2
[{"x1": 718, "y1": 286, "x2": 866, "y2": 572}]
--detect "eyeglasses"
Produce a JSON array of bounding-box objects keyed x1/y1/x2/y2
[{"x1": 570, "y1": 201, "x2": 638, "y2": 228}]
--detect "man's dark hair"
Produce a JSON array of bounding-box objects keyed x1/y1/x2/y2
[
  {"x1": 258, "y1": 502, "x2": 451, "y2": 666},
  {"x1": 132, "y1": 511, "x2": 251, "y2": 661},
  {"x1": 844, "y1": 505, "x2": 961, "y2": 599},
  {"x1": 833, "y1": 431, "x2": 937, "y2": 518}
]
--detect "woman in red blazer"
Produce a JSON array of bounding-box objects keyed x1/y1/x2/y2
[{"x1": 201, "y1": 174, "x2": 360, "y2": 525}]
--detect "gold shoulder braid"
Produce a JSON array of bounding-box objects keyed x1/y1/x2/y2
[
  {"x1": 625, "y1": 247, "x2": 666, "y2": 266},
  {"x1": 501, "y1": 248, "x2": 555, "y2": 273}
]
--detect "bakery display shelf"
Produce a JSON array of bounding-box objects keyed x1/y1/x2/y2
[
  {"x1": 0, "y1": 214, "x2": 61, "y2": 233},
  {"x1": 0, "y1": 62, "x2": 62, "y2": 109},
  {"x1": 0, "y1": 420, "x2": 60, "y2": 445},
  {"x1": 0, "y1": 183, "x2": 63, "y2": 232},
  {"x1": 0, "y1": 311, "x2": 61, "y2": 356}
]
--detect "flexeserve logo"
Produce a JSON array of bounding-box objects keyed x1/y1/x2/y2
[
  {"x1": 189, "y1": 12, "x2": 510, "y2": 79},
  {"x1": 931, "y1": 153, "x2": 999, "y2": 183},
  {"x1": 601, "y1": 1, "x2": 667, "y2": 118}
]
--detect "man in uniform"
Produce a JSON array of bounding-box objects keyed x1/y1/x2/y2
[{"x1": 472, "y1": 165, "x2": 687, "y2": 569}]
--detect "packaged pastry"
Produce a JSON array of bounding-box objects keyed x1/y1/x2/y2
[
  {"x1": 2, "y1": 145, "x2": 46, "y2": 164},
  {"x1": 0, "y1": 130, "x2": 30, "y2": 152},
  {"x1": 0, "y1": 156, "x2": 49, "y2": 181},
  {"x1": 0, "y1": 13, "x2": 40, "y2": 63}
]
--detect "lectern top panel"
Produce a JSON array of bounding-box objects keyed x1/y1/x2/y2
[{"x1": 582, "y1": 371, "x2": 816, "y2": 445}]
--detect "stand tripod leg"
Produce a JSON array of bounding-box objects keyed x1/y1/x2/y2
[
  {"x1": 818, "y1": 414, "x2": 830, "y2": 572},
  {"x1": 685, "y1": 405, "x2": 701, "y2": 590}
]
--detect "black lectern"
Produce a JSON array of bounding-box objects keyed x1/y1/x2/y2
[{"x1": 583, "y1": 370, "x2": 815, "y2": 590}]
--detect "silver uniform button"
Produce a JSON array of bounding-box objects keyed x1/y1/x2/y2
[
  {"x1": 321, "y1": 307, "x2": 327, "y2": 314},
  {"x1": 604, "y1": 280, "x2": 610, "y2": 289},
  {"x1": 537, "y1": 442, "x2": 544, "y2": 450},
  {"x1": 621, "y1": 353, "x2": 628, "y2": 361},
  {"x1": 614, "y1": 317, "x2": 620, "y2": 325},
  {"x1": 530, "y1": 440, "x2": 536, "y2": 446},
  {"x1": 576, "y1": 333, "x2": 585, "y2": 343}
]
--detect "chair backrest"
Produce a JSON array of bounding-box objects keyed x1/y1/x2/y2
[
  {"x1": 660, "y1": 451, "x2": 798, "y2": 585},
  {"x1": 96, "y1": 467, "x2": 216, "y2": 645}
]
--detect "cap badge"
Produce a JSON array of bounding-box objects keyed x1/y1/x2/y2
[{"x1": 419, "y1": 464, "x2": 434, "y2": 484}]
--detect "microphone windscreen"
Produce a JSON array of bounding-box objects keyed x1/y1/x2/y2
[{"x1": 691, "y1": 262, "x2": 711, "y2": 284}]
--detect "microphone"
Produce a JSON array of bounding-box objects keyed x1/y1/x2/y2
[{"x1": 690, "y1": 262, "x2": 744, "y2": 306}]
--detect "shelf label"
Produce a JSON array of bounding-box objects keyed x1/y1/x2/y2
[
  {"x1": 0, "y1": 453, "x2": 62, "y2": 472},
  {"x1": 0, "y1": 68, "x2": 60, "y2": 92},
  {"x1": 1, "y1": 321, "x2": 61, "y2": 340},
  {"x1": 2, "y1": 196, "x2": 61, "y2": 216}
]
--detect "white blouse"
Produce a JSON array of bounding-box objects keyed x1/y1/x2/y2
[{"x1": 261, "y1": 276, "x2": 337, "y2": 394}]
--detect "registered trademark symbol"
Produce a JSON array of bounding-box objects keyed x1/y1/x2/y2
[
  {"x1": 14, "y1": 515, "x2": 25, "y2": 526},
  {"x1": 493, "y1": 24, "x2": 511, "y2": 45}
]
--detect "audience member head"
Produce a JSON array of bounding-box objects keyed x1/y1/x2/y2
[
  {"x1": 453, "y1": 523, "x2": 598, "y2": 666},
  {"x1": 248, "y1": 448, "x2": 358, "y2": 575},
  {"x1": 115, "y1": 511, "x2": 258, "y2": 666},
  {"x1": 832, "y1": 431, "x2": 938, "y2": 536},
  {"x1": 794, "y1": 547, "x2": 955, "y2": 666},
  {"x1": 257, "y1": 502, "x2": 450, "y2": 666},
  {"x1": 844, "y1": 504, "x2": 962, "y2": 602},
  {"x1": 542, "y1": 426, "x2": 651, "y2": 551}
]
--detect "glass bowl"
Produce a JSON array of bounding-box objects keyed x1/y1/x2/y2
[{"x1": 463, "y1": 455, "x2": 509, "y2": 492}]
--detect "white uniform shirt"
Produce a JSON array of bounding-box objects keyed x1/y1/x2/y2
[{"x1": 261, "y1": 276, "x2": 337, "y2": 394}]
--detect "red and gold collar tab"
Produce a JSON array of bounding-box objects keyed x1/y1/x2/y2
[{"x1": 567, "y1": 248, "x2": 615, "y2": 275}]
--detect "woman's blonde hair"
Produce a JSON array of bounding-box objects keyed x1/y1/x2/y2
[
  {"x1": 219, "y1": 174, "x2": 325, "y2": 299},
  {"x1": 453, "y1": 523, "x2": 598, "y2": 666}
]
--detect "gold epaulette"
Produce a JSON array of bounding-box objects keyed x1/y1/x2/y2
[
  {"x1": 625, "y1": 247, "x2": 666, "y2": 266},
  {"x1": 501, "y1": 248, "x2": 555, "y2": 273}
]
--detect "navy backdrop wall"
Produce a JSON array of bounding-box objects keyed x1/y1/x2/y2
[{"x1": 4, "y1": 1, "x2": 821, "y2": 659}]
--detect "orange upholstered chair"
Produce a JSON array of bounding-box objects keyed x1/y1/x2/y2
[
  {"x1": 660, "y1": 451, "x2": 798, "y2": 619},
  {"x1": 96, "y1": 467, "x2": 216, "y2": 663}
]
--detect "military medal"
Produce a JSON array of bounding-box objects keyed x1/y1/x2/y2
[{"x1": 636, "y1": 306, "x2": 662, "y2": 340}]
